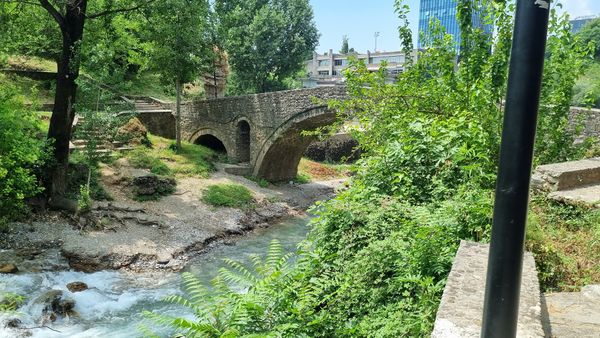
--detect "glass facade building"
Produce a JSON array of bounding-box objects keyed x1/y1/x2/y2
[
  {"x1": 418, "y1": 0, "x2": 492, "y2": 51},
  {"x1": 570, "y1": 15, "x2": 598, "y2": 34}
]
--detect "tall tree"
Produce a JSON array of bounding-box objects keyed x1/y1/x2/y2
[
  {"x1": 340, "y1": 35, "x2": 349, "y2": 54},
  {"x1": 576, "y1": 18, "x2": 600, "y2": 60},
  {"x1": 145, "y1": 0, "x2": 212, "y2": 149},
  {"x1": 0, "y1": 0, "x2": 152, "y2": 210},
  {"x1": 215, "y1": 0, "x2": 319, "y2": 94}
]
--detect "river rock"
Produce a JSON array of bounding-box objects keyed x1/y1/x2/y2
[
  {"x1": 67, "y1": 281, "x2": 88, "y2": 293},
  {"x1": 6, "y1": 318, "x2": 22, "y2": 328},
  {"x1": 34, "y1": 290, "x2": 76, "y2": 320},
  {"x1": 132, "y1": 175, "x2": 176, "y2": 197},
  {"x1": 0, "y1": 263, "x2": 18, "y2": 273}
]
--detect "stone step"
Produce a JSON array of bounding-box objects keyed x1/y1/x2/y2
[
  {"x1": 548, "y1": 184, "x2": 600, "y2": 208},
  {"x1": 532, "y1": 158, "x2": 600, "y2": 192},
  {"x1": 542, "y1": 285, "x2": 600, "y2": 338},
  {"x1": 217, "y1": 163, "x2": 252, "y2": 176}
]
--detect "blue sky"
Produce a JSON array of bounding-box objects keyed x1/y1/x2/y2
[{"x1": 309, "y1": 0, "x2": 600, "y2": 54}]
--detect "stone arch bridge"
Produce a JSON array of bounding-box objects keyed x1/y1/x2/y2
[{"x1": 179, "y1": 86, "x2": 348, "y2": 181}]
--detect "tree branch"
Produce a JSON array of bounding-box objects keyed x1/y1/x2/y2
[
  {"x1": 38, "y1": 0, "x2": 66, "y2": 32},
  {"x1": 86, "y1": 0, "x2": 155, "y2": 19}
]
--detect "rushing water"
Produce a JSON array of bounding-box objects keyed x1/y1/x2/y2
[{"x1": 0, "y1": 217, "x2": 310, "y2": 338}]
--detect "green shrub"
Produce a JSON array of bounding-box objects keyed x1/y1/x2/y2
[
  {"x1": 77, "y1": 185, "x2": 92, "y2": 214},
  {"x1": 66, "y1": 156, "x2": 112, "y2": 201},
  {"x1": 294, "y1": 173, "x2": 311, "y2": 184},
  {"x1": 202, "y1": 183, "x2": 254, "y2": 208},
  {"x1": 0, "y1": 78, "x2": 47, "y2": 220}
]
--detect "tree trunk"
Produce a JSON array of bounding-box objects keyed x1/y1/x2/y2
[
  {"x1": 44, "y1": 1, "x2": 87, "y2": 211},
  {"x1": 175, "y1": 76, "x2": 182, "y2": 150}
]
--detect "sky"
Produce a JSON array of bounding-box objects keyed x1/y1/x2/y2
[{"x1": 308, "y1": 0, "x2": 600, "y2": 54}]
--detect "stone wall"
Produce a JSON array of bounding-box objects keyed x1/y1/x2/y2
[
  {"x1": 570, "y1": 106, "x2": 600, "y2": 141},
  {"x1": 136, "y1": 111, "x2": 176, "y2": 139},
  {"x1": 432, "y1": 241, "x2": 544, "y2": 337},
  {"x1": 304, "y1": 133, "x2": 360, "y2": 163}
]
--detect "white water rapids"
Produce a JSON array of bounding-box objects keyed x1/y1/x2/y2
[{"x1": 0, "y1": 217, "x2": 310, "y2": 338}]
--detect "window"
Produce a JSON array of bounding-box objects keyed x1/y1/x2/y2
[
  {"x1": 318, "y1": 60, "x2": 330, "y2": 66},
  {"x1": 332, "y1": 70, "x2": 338, "y2": 76},
  {"x1": 334, "y1": 59, "x2": 347, "y2": 66},
  {"x1": 371, "y1": 56, "x2": 404, "y2": 64},
  {"x1": 318, "y1": 71, "x2": 329, "y2": 76}
]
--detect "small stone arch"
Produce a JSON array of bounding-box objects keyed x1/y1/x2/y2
[
  {"x1": 236, "y1": 120, "x2": 251, "y2": 163},
  {"x1": 189, "y1": 128, "x2": 230, "y2": 155}
]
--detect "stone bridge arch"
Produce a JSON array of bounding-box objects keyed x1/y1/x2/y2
[
  {"x1": 189, "y1": 128, "x2": 232, "y2": 155},
  {"x1": 253, "y1": 106, "x2": 335, "y2": 181},
  {"x1": 180, "y1": 86, "x2": 348, "y2": 181}
]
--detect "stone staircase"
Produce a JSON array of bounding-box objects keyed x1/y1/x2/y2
[
  {"x1": 532, "y1": 158, "x2": 600, "y2": 207},
  {"x1": 124, "y1": 96, "x2": 172, "y2": 113},
  {"x1": 69, "y1": 116, "x2": 133, "y2": 155}
]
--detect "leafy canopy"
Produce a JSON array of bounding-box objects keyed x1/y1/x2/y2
[{"x1": 215, "y1": 0, "x2": 319, "y2": 94}]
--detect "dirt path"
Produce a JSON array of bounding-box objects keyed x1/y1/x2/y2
[{"x1": 1, "y1": 165, "x2": 346, "y2": 273}]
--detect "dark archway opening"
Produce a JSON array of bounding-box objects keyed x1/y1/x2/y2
[
  {"x1": 195, "y1": 134, "x2": 227, "y2": 154},
  {"x1": 236, "y1": 121, "x2": 251, "y2": 163}
]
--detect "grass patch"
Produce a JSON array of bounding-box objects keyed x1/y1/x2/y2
[
  {"x1": 296, "y1": 158, "x2": 351, "y2": 182},
  {"x1": 126, "y1": 134, "x2": 216, "y2": 178},
  {"x1": 294, "y1": 173, "x2": 311, "y2": 184},
  {"x1": 128, "y1": 147, "x2": 172, "y2": 176},
  {"x1": 117, "y1": 72, "x2": 205, "y2": 102},
  {"x1": 527, "y1": 195, "x2": 600, "y2": 292},
  {"x1": 245, "y1": 176, "x2": 270, "y2": 188},
  {"x1": 7, "y1": 55, "x2": 57, "y2": 72},
  {"x1": 202, "y1": 183, "x2": 254, "y2": 208}
]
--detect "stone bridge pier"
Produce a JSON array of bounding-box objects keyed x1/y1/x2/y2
[{"x1": 180, "y1": 86, "x2": 347, "y2": 181}]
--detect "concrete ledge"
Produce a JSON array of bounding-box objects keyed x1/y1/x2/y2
[
  {"x1": 432, "y1": 241, "x2": 544, "y2": 338},
  {"x1": 532, "y1": 158, "x2": 600, "y2": 192}
]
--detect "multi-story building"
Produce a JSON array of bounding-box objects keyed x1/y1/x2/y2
[
  {"x1": 570, "y1": 15, "x2": 598, "y2": 34},
  {"x1": 418, "y1": 0, "x2": 492, "y2": 51},
  {"x1": 302, "y1": 49, "x2": 414, "y2": 88}
]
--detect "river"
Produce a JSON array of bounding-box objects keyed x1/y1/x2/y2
[{"x1": 0, "y1": 216, "x2": 311, "y2": 338}]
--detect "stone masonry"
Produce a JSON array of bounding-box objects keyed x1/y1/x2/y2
[
  {"x1": 432, "y1": 241, "x2": 544, "y2": 338},
  {"x1": 178, "y1": 86, "x2": 347, "y2": 181}
]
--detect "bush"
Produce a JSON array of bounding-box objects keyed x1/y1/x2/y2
[
  {"x1": 0, "y1": 79, "x2": 47, "y2": 221},
  {"x1": 116, "y1": 117, "x2": 150, "y2": 146},
  {"x1": 202, "y1": 183, "x2": 253, "y2": 208}
]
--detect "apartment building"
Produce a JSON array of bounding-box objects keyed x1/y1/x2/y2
[{"x1": 302, "y1": 49, "x2": 414, "y2": 88}]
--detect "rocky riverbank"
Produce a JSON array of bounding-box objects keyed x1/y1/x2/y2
[{"x1": 0, "y1": 168, "x2": 346, "y2": 274}]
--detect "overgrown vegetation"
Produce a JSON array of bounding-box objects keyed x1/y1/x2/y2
[
  {"x1": 297, "y1": 158, "x2": 350, "y2": 182},
  {"x1": 202, "y1": 183, "x2": 254, "y2": 208},
  {"x1": 527, "y1": 196, "x2": 600, "y2": 292},
  {"x1": 0, "y1": 76, "x2": 48, "y2": 222},
  {"x1": 145, "y1": 1, "x2": 597, "y2": 336},
  {"x1": 127, "y1": 135, "x2": 216, "y2": 178}
]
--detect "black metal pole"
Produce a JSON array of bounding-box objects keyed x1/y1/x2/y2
[{"x1": 481, "y1": 1, "x2": 550, "y2": 337}]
